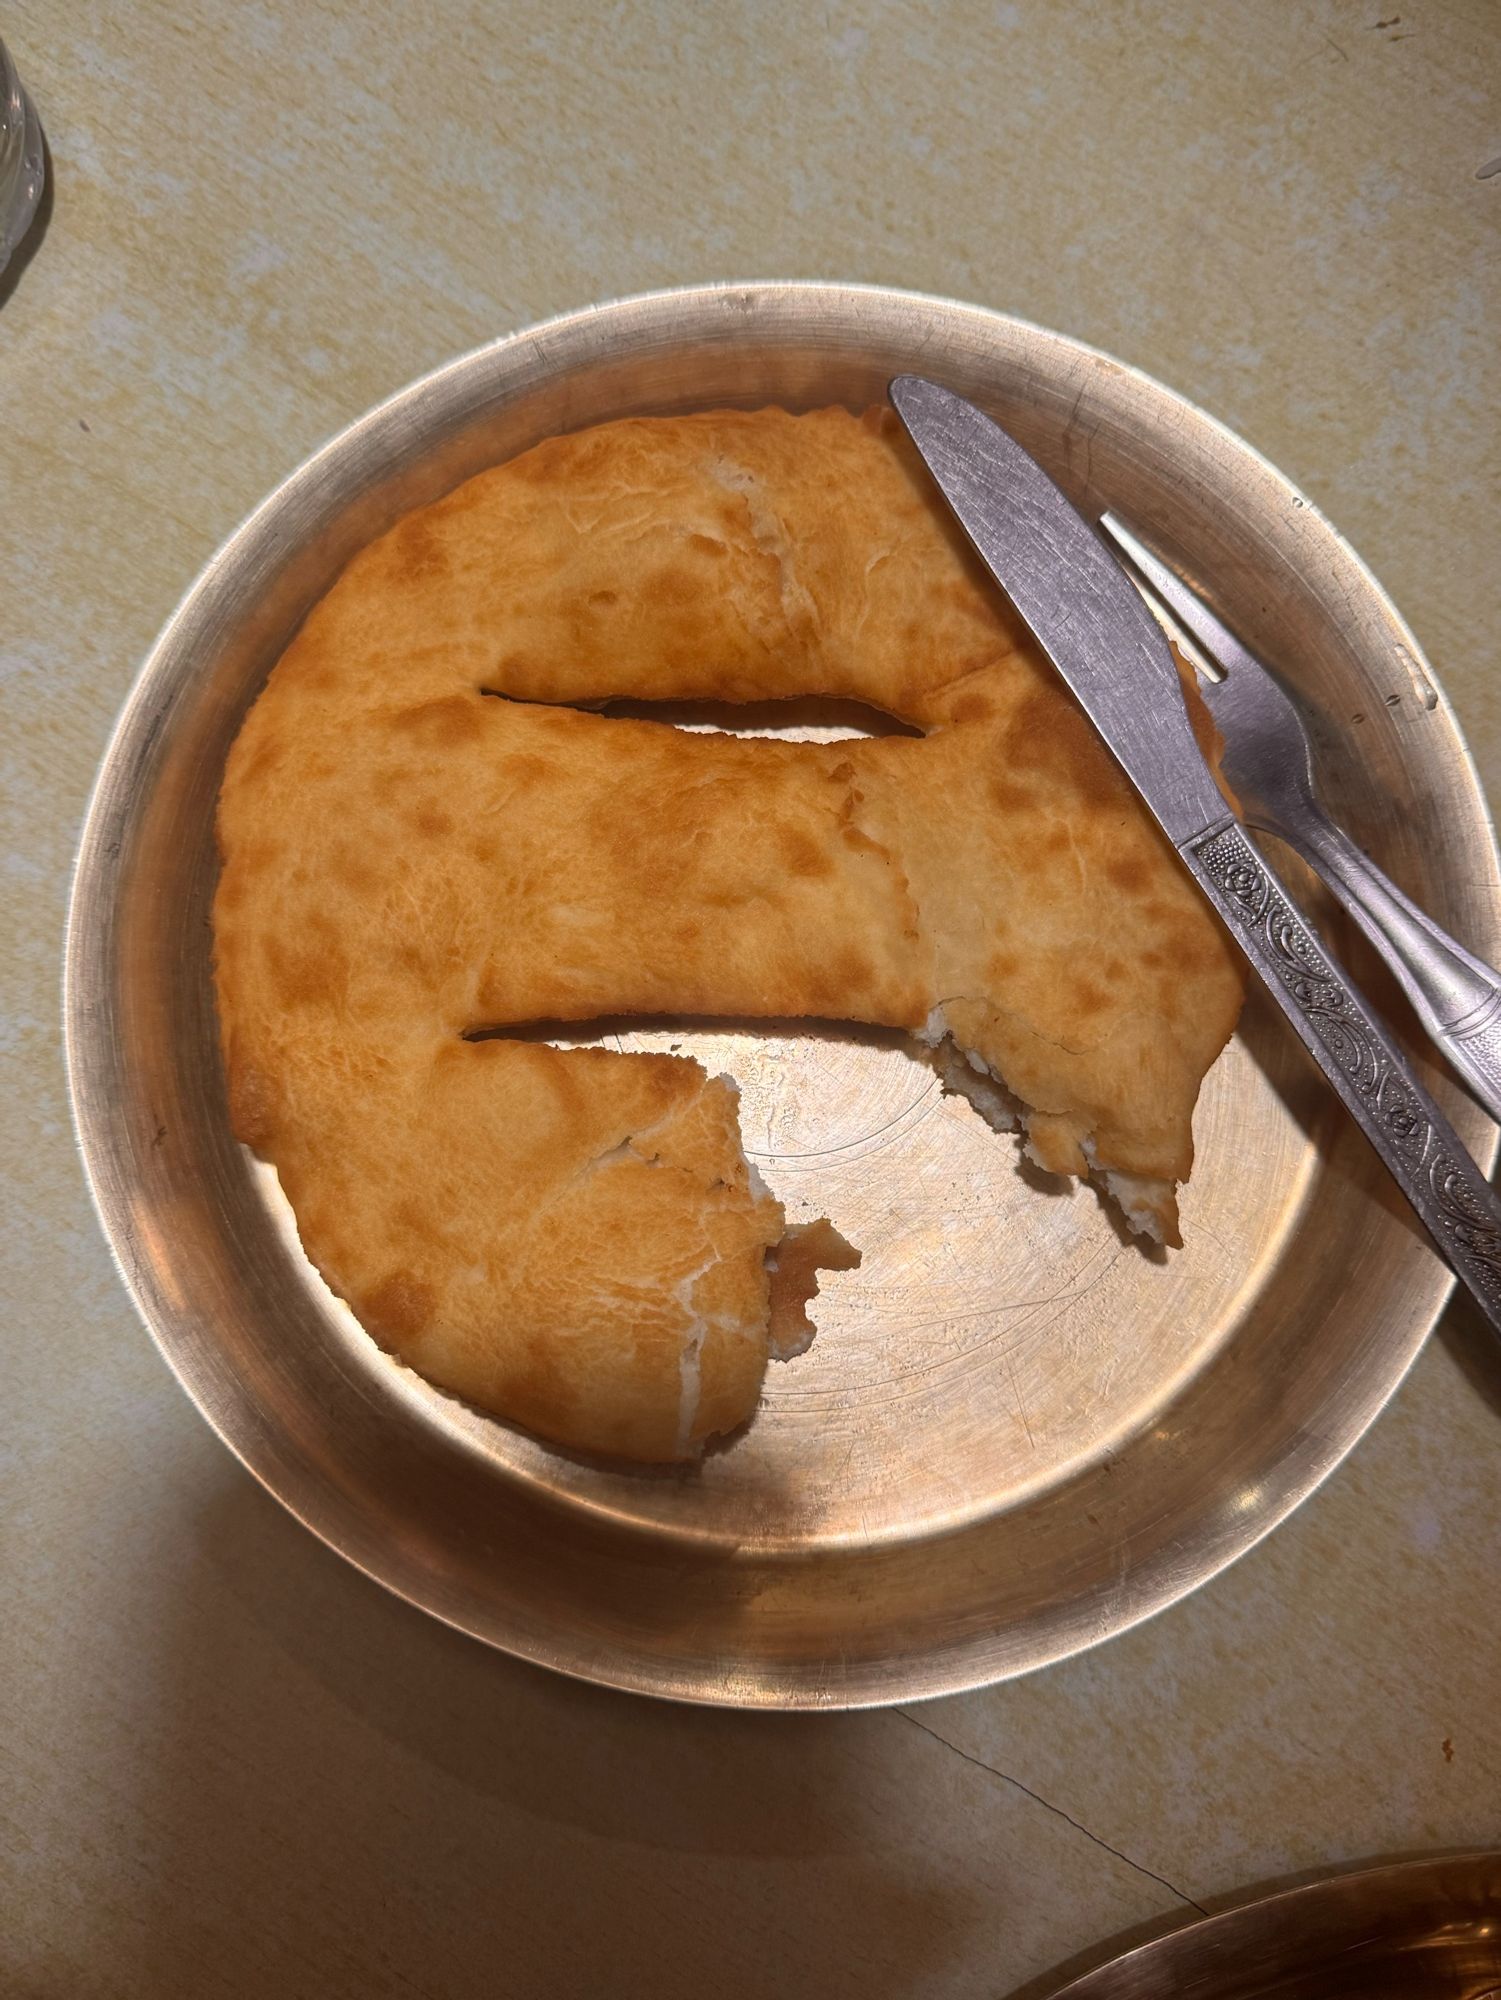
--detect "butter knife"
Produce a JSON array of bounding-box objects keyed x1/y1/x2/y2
[{"x1": 890, "y1": 373, "x2": 1501, "y2": 1336}]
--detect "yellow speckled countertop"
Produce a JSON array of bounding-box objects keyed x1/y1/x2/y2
[{"x1": 4, "y1": 4, "x2": 1499, "y2": 1994}]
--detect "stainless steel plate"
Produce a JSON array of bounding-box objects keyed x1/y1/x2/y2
[
  {"x1": 1049, "y1": 1851, "x2": 1501, "y2": 1997},
  {"x1": 65, "y1": 282, "x2": 1501, "y2": 1706}
]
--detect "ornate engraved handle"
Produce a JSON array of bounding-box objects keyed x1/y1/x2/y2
[
  {"x1": 1184, "y1": 822, "x2": 1501, "y2": 1331},
  {"x1": 1286, "y1": 813, "x2": 1501, "y2": 1125}
]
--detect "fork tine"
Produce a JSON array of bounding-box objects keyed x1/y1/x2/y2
[{"x1": 1099, "y1": 512, "x2": 1264, "y2": 684}]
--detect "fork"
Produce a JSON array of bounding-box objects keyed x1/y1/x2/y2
[{"x1": 1100, "y1": 511, "x2": 1501, "y2": 1125}]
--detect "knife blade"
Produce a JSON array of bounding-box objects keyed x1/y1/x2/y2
[{"x1": 890, "y1": 372, "x2": 1501, "y2": 1337}]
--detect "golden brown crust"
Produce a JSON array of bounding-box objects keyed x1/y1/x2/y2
[{"x1": 214, "y1": 404, "x2": 1244, "y2": 1461}]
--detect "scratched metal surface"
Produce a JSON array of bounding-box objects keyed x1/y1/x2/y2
[{"x1": 64, "y1": 284, "x2": 1501, "y2": 1705}]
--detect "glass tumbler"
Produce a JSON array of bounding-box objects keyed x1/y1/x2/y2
[{"x1": 0, "y1": 38, "x2": 43, "y2": 279}]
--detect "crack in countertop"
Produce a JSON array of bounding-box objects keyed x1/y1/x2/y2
[{"x1": 897, "y1": 1710, "x2": 1209, "y2": 1917}]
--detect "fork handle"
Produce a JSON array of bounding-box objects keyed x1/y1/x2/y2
[{"x1": 1283, "y1": 813, "x2": 1501, "y2": 1124}]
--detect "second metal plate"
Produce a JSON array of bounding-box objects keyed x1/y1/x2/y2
[{"x1": 1049, "y1": 1851, "x2": 1501, "y2": 1998}]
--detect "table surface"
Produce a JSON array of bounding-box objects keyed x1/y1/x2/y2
[{"x1": 5, "y1": 4, "x2": 1499, "y2": 1995}]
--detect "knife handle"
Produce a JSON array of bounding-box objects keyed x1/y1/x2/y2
[{"x1": 1182, "y1": 821, "x2": 1501, "y2": 1336}]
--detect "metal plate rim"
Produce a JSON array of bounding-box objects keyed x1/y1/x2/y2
[
  {"x1": 63, "y1": 280, "x2": 1500, "y2": 1708},
  {"x1": 1046, "y1": 1848, "x2": 1501, "y2": 1997}
]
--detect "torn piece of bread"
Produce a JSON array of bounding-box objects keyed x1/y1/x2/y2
[
  {"x1": 767, "y1": 1220, "x2": 864, "y2": 1360},
  {"x1": 214, "y1": 404, "x2": 1244, "y2": 1462}
]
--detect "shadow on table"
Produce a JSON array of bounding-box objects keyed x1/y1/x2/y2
[
  {"x1": 1436, "y1": 1282, "x2": 1501, "y2": 1422},
  {"x1": 104, "y1": 1460, "x2": 984, "y2": 1999}
]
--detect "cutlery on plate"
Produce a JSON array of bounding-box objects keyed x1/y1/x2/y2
[
  {"x1": 890, "y1": 372, "x2": 1501, "y2": 1336},
  {"x1": 1099, "y1": 509, "x2": 1501, "y2": 1126}
]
